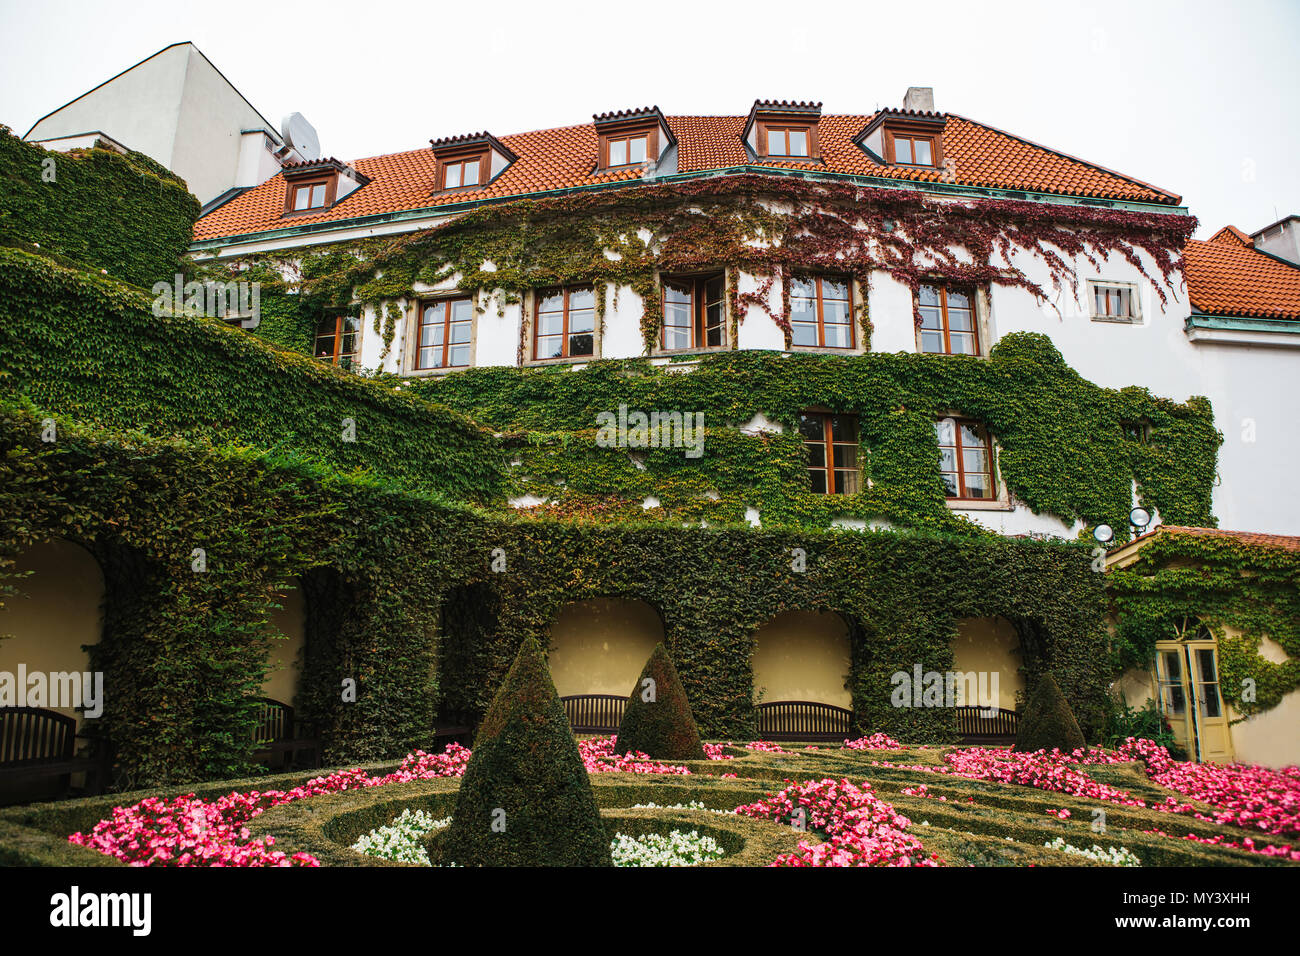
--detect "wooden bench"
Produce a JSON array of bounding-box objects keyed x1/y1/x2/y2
[
  {"x1": 0, "y1": 707, "x2": 108, "y2": 803},
  {"x1": 755, "y1": 700, "x2": 855, "y2": 742},
  {"x1": 251, "y1": 698, "x2": 321, "y2": 770},
  {"x1": 560, "y1": 694, "x2": 628, "y2": 734},
  {"x1": 956, "y1": 705, "x2": 1020, "y2": 745}
]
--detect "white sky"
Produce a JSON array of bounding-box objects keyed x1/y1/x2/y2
[{"x1": 1, "y1": 0, "x2": 1296, "y2": 237}]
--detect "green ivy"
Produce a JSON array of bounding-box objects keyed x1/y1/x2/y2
[{"x1": 0, "y1": 126, "x2": 199, "y2": 287}]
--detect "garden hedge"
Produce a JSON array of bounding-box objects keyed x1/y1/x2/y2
[{"x1": 615, "y1": 643, "x2": 707, "y2": 760}]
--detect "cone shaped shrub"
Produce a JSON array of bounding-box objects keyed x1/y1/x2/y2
[
  {"x1": 1012, "y1": 672, "x2": 1088, "y2": 754},
  {"x1": 439, "y1": 637, "x2": 612, "y2": 866},
  {"x1": 614, "y1": 642, "x2": 706, "y2": 760}
]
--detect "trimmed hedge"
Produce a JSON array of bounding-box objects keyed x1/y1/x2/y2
[
  {"x1": 440, "y1": 638, "x2": 611, "y2": 866},
  {"x1": 0, "y1": 126, "x2": 199, "y2": 286},
  {"x1": 615, "y1": 643, "x2": 707, "y2": 760},
  {"x1": 1014, "y1": 673, "x2": 1088, "y2": 753}
]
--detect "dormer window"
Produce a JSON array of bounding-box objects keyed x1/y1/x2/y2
[
  {"x1": 442, "y1": 156, "x2": 484, "y2": 190},
  {"x1": 744, "y1": 100, "x2": 822, "y2": 161},
  {"x1": 292, "y1": 181, "x2": 329, "y2": 211},
  {"x1": 280, "y1": 158, "x2": 369, "y2": 218},
  {"x1": 429, "y1": 132, "x2": 518, "y2": 194},
  {"x1": 592, "y1": 107, "x2": 674, "y2": 173},
  {"x1": 887, "y1": 130, "x2": 936, "y2": 167}
]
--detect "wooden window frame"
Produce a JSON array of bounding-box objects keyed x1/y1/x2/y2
[
  {"x1": 600, "y1": 128, "x2": 657, "y2": 170},
  {"x1": 799, "y1": 410, "x2": 861, "y2": 496},
  {"x1": 884, "y1": 125, "x2": 943, "y2": 168},
  {"x1": 313, "y1": 314, "x2": 359, "y2": 367},
  {"x1": 1088, "y1": 280, "x2": 1142, "y2": 323},
  {"x1": 936, "y1": 417, "x2": 997, "y2": 501},
  {"x1": 283, "y1": 176, "x2": 337, "y2": 217},
  {"x1": 438, "y1": 152, "x2": 488, "y2": 192},
  {"x1": 658, "y1": 271, "x2": 727, "y2": 353},
  {"x1": 414, "y1": 296, "x2": 475, "y2": 371},
  {"x1": 532, "y1": 286, "x2": 598, "y2": 361},
  {"x1": 789, "y1": 274, "x2": 855, "y2": 350},
  {"x1": 760, "y1": 123, "x2": 816, "y2": 159},
  {"x1": 917, "y1": 284, "x2": 981, "y2": 356}
]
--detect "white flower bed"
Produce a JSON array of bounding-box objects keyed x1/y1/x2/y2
[
  {"x1": 352, "y1": 810, "x2": 729, "y2": 867},
  {"x1": 628, "y1": 800, "x2": 735, "y2": 815},
  {"x1": 610, "y1": 829, "x2": 727, "y2": 867},
  {"x1": 350, "y1": 808, "x2": 450, "y2": 866},
  {"x1": 1044, "y1": 837, "x2": 1141, "y2": 867}
]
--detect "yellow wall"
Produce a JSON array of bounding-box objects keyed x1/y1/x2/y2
[
  {"x1": 261, "y1": 584, "x2": 305, "y2": 706},
  {"x1": 0, "y1": 539, "x2": 104, "y2": 719},
  {"x1": 751, "y1": 611, "x2": 851, "y2": 708},
  {"x1": 547, "y1": 598, "x2": 663, "y2": 697},
  {"x1": 952, "y1": 617, "x2": 1025, "y2": 711}
]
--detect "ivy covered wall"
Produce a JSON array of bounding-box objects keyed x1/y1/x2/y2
[{"x1": 0, "y1": 127, "x2": 199, "y2": 287}]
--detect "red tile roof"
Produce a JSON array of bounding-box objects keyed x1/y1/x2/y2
[
  {"x1": 1184, "y1": 226, "x2": 1300, "y2": 320},
  {"x1": 193, "y1": 111, "x2": 1183, "y2": 242},
  {"x1": 1128, "y1": 525, "x2": 1300, "y2": 554}
]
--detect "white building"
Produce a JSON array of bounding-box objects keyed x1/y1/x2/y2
[{"x1": 25, "y1": 41, "x2": 309, "y2": 206}]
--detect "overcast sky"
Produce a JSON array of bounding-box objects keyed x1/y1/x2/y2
[{"x1": 1, "y1": 0, "x2": 1296, "y2": 237}]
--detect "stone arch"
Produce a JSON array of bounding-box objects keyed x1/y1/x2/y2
[
  {"x1": 0, "y1": 538, "x2": 105, "y2": 720},
  {"x1": 952, "y1": 616, "x2": 1026, "y2": 711},
  {"x1": 751, "y1": 610, "x2": 852, "y2": 708},
  {"x1": 546, "y1": 597, "x2": 664, "y2": 697}
]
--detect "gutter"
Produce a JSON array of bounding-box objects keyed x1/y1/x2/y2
[{"x1": 189, "y1": 165, "x2": 1191, "y2": 254}]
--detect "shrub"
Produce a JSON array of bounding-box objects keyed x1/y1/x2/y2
[
  {"x1": 615, "y1": 643, "x2": 707, "y2": 761},
  {"x1": 1103, "y1": 697, "x2": 1182, "y2": 756},
  {"x1": 439, "y1": 637, "x2": 612, "y2": 866},
  {"x1": 1013, "y1": 673, "x2": 1087, "y2": 754}
]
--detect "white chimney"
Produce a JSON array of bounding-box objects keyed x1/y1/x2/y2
[{"x1": 903, "y1": 87, "x2": 935, "y2": 112}]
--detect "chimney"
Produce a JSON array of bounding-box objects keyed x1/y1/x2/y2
[
  {"x1": 903, "y1": 87, "x2": 935, "y2": 112},
  {"x1": 1252, "y1": 215, "x2": 1300, "y2": 267}
]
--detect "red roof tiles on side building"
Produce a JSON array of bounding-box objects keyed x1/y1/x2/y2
[{"x1": 1183, "y1": 226, "x2": 1300, "y2": 320}]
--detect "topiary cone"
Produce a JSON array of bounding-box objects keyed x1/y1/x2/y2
[
  {"x1": 439, "y1": 636, "x2": 612, "y2": 866},
  {"x1": 1012, "y1": 672, "x2": 1087, "y2": 754},
  {"x1": 614, "y1": 642, "x2": 706, "y2": 760}
]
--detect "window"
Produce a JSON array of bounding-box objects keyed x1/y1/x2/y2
[
  {"x1": 534, "y1": 287, "x2": 596, "y2": 360},
  {"x1": 763, "y1": 125, "x2": 811, "y2": 157},
  {"x1": 799, "y1": 412, "x2": 860, "y2": 494},
  {"x1": 661, "y1": 273, "x2": 725, "y2": 351},
  {"x1": 1122, "y1": 419, "x2": 1152, "y2": 444},
  {"x1": 935, "y1": 418, "x2": 995, "y2": 500},
  {"x1": 292, "y1": 182, "x2": 329, "y2": 211},
  {"x1": 790, "y1": 276, "x2": 853, "y2": 349},
  {"x1": 417, "y1": 298, "x2": 473, "y2": 370},
  {"x1": 314, "y1": 315, "x2": 360, "y2": 368},
  {"x1": 441, "y1": 156, "x2": 483, "y2": 190},
  {"x1": 1090, "y1": 281, "x2": 1139, "y2": 322},
  {"x1": 887, "y1": 130, "x2": 937, "y2": 166},
  {"x1": 605, "y1": 133, "x2": 649, "y2": 168},
  {"x1": 918, "y1": 284, "x2": 979, "y2": 355}
]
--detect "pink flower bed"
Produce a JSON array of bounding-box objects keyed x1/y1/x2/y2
[
  {"x1": 736, "y1": 778, "x2": 939, "y2": 867},
  {"x1": 843, "y1": 733, "x2": 903, "y2": 750}
]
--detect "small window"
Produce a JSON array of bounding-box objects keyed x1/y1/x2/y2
[
  {"x1": 888, "y1": 131, "x2": 936, "y2": 166},
  {"x1": 534, "y1": 287, "x2": 596, "y2": 360},
  {"x1": 1122, "y1": 419, "x2": 1152, "y2": 444},
  {"x1": 292, "y1": 181, "x2": 329, "y2": 211},
  {"x1": 661, "y1": 273, "x2": 725, "y2": 351},
  {"x1": 763, "y1": 125, "x2": 810, "y2": 157},
  {"x1": 936, "y1": 418, "x2": 995, "y2": 500},
  {"x1": 918, "y1": 284, "x2": 979, "y2": 355},
  {"x1": 790, "y1": 276, "x2": 854, "y2": 349},
  {"x1": 442, "y1": 157, "x2": 484, "y2": 190},
  {"x1": 314, "y1": 315, "x2": 360, "y2": 368},
  {"x1": 605, "y1": 133, "x2": 649, "y2": 168},
  {"x1": 1090, "y1": 281, "x2": 1139, "y2": 322},
  {"x1": 799, "y1": 411, "x2": 860, "y2": 495},
  {"x1": 417, "y1": 298, "x2": 474, "y2": 369}
]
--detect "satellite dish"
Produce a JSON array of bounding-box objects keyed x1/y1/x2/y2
[{"x1": 280, "y1": 112, "x2": 320, "y2": 162}]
